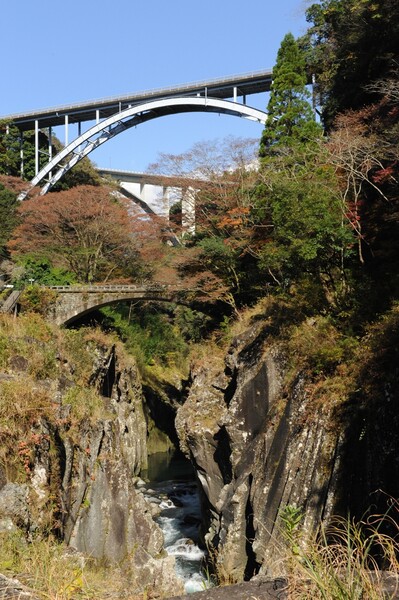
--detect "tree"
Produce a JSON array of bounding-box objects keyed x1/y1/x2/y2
[
  {"x1": 303, "y1": 0, "x2": 399, "y2": 128},
  {"x1": 327, "y1": 109, "x2": 397, "y2": 264},
  {"x1": 254, "y1": 34, "x2": 355, "y2": 305},
  {"x1": 12, "y1": 256, "x2": 77, "y2": 287},
  {"x1": 259, "y1": 33, "x2": 321, "y2": 157},
  {"x1": 149, "y1": 137, "x2": 259, "y2": 239},
  {"x1": 0, "y1": 182, "x2": 18, "y2": 259},
  {"x1": 0, "y1": 121, "x2": 52, "y2": 180},
  {"x1": 8, "y1": 185, "x2": 146, "y2": 283},
  {"x1": 0, "y1": 120, "x2": 101, "y2": 189},
  {"x1": 255, "y1": 142, "x2": 354, "y2": 299},
  {"x1": 0, "y1": 121, "x2": 21, "y2": 176},
  {"x1": 149, "y1": 136, "x2": 258, "y2": 181},
  {"x1": 148, "y1": 137, "x2": 262, "y2": 302}
]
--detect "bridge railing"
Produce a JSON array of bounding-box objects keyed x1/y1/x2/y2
[
  {"x1": 5, "y1": 68, "x2": 273, "y2": 122},
  {"x1": 48, "y1": 284, "x2": 185, "y2": 292}
]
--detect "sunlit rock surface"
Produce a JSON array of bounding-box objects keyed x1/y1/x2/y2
[
  {"x1": 177, "y1": 322, "x2": 341, "y2": 580},
  {"x1": 0, "y1": 338, "x2": 182, "y2": 594}
]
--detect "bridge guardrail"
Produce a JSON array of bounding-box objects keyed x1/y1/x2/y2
[
  {"x1": 4, "y1": 68, "x2": 273, "y2": 121},
  {"x1": 48, "y1": 284, "x2": 186, "y2": 292}
]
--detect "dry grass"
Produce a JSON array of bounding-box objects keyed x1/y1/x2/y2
[
  {"x1": 0, "y1": 378, "x2": 54, "y2": 480},
  {"x1": 63, "y1": 385, "x2": 113, "y2": 424},
  {"x1": 0, "y1": 531, "x2": 155, "y2": 600},
  {"x1": 278, "y1": 505, "x2": 399, "y2": 600},
  {"x1": 0, "y1": 313, "x2": 60, "y2": 381}
]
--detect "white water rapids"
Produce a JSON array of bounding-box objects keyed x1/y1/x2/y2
[{"x1": 141, "y1": 453, "x2": 212, "y2": 593}]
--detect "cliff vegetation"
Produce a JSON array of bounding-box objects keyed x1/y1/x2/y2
[{"x1": 0, "y1": 0, "x2": 398, "y2": 597}]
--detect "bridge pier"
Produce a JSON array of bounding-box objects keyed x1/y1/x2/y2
[{"x1": 181, "y1": 187, "x2": 196, "y2": 236}]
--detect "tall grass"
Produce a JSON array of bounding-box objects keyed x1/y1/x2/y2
[
  {"x1": 279, "y1": 504, "x2": 399, "y2": 599},
  {"x1": 0, "y1": 531, "x2": 94, "y2": 599},
  {"x1": 0, "y1": 530, "x2": 153, "y2": 600}
]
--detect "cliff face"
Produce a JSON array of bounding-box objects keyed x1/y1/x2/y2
[
  {"x1": 3, "y1": 306, "x2": 398, "y2": 594},
  {"x1": 59, "y1": 345, "x2": 160, "y2": 561},
  {"x1": 176, "y1": 321, "x2": 342, "y2": 581},
  {"x1": 0, "y1": 320, "x2": 183, "y2": 595}
]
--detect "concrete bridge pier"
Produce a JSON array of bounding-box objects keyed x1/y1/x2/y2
[{"x1": 181, "y1": 187, "x2": 196, "y2": 236}]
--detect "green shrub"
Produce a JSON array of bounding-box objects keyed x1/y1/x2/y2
[
  {"x1": 19, "y1": 285, "x2": 58, "y2": 315},
  {"x1": 287, "y1": 316, "x2": 358, "y2": 376},
  {"x1": 63, "y1": 386, "x2": 111, "y2": 423},
  {"x1": 100, "y1": 305, "x2": 189, "y2": 369},
  {"x1": 13, "y1": 256, "x2": 76, "y2": 287}
]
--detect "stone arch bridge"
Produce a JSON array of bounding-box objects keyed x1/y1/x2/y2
[{"x1": 46, "y1": 284, "x2": 194, "y2": 326}]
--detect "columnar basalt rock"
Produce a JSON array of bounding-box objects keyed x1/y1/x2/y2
[
  {"x1": 0, "y1": 336, "x2": 183, "y2": 594},
  {"x1": 176, "y1": 322, "x2": 342, "y2": 581}
]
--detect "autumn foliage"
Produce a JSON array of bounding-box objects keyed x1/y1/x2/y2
[{"x1": 9, "y1": 186, "x2": 145, "y2": 283}]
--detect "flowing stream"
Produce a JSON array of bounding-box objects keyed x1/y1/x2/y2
[{"x1": 141, "y1": 451, "x2": 210, "y2": 593}]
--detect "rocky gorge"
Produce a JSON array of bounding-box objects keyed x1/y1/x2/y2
[
  {"x1": 0, "y1": 302, "x2": 399, "y2": 598},
  {"x1": 176, "y1": 318, "x2": 342, "y2": 582},
  {"x1": 0, "y1": 315, "x2": 184, "y2": 596}
]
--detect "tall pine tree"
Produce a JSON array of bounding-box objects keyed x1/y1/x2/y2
[
  {"x1": 259, "y1": 33, "x2": 321, "y2": 157},
  {"x1": 255, "y1": 33, "x2": 352, "y2": 302}
]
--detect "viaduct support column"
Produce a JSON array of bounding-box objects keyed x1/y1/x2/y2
[
  {"x1": 181, "y1": 187, "x2": 196, "y2": 237},
  {"x1": 19, "y1": 132, "x2": 24, "y2": 178},
  {"x1": 48, "y1": 126, "x2": 53, "y2": 179},
  {"x1": 65, "y1": 115, "x2": 69, "y2": 146},
  {"x1": 162, "y1": 186, "x2": 170, "y2": 220},
  {"x1": 35, "y1": 120, "x2": 39, "y2": 176}
]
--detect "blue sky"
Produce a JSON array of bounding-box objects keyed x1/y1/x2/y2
[{"x1": 1, "y1": 0, "x2": 310, "y2": 173}]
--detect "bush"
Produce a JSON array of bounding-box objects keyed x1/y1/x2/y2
[
  {"x1": 13, "y1": 256, "x2": 77, "y2": 287},
  {"x1": 19, "y1": 285, "x2": 58, "y2": 315},
  {"x1": 100, "y1": 304, "x2": 189, "y2": 369},
  {"x1": 287, "y1": 316, "x2": 358, "y2": 376},
  {"x1": 63, "y1": 386, "x2": 111, "y2": 424}
]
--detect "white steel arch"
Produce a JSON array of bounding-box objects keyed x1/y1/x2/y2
[{"x1": 18, "y1": 97, "x2": 267, "y2": 199}]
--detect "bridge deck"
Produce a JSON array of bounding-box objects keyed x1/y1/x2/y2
[
  {"x1": 3, "y1": 69, "x2": 272, "y2": 131},
  {"x1": 48, "y1": 284, "x2": 186, "y2": 293}
]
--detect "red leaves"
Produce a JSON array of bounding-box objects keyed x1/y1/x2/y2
[
  {"x1": 8, "y1": 185, "x2": 140, "y2": 283},
  {"x1": 372, "y1": 164, "x2": 397, "y2": 184},
  {"x1": 217, "y1": 206, "x2": 250, "y2": 230}
]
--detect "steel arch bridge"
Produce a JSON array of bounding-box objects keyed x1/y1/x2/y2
[
  {"x1": 22, "y1": 98, "x2": 267, "y2": 199},
  {"x1": 1, "y1": 70, "x2": 271, "y2": 200}
]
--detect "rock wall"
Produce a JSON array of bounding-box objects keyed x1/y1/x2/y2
[
  {"x1": 176, "y1": 322, "x2": 342, "y2": 582},
  {"x1": 0, "y1": 335, "x2": 183, "y2": 594}
]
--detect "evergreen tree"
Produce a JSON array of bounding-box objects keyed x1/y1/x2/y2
[
  {"x1": 0, "y1": 121, "x2": 21, "y2": 176},
  {"x1": 0, "y1": 183, "x2": 18, "y2": 258},
  {"x1": 255, "y1": 33, "x2": 353, "y2": 304},
  {"x1": 0, "y1": 120, "x2": 49, "y2": 180},
  {"x1": 259, "y1": 33, "x2": 321, "y2": 157},
  {"x1": 303, "y1": 0, "x2": 399, "y2": 129}
]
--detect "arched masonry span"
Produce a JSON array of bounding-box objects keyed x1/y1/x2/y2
[
  {"x1": 48, "y1": 285, "x2": 192, "y2": 326},
  {"x1": 18, "y1": 98, "x2": 267, "y2": 200}
]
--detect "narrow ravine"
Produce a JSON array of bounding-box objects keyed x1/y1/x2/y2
[{"x1": 141, "y1": 451, "x2": 211, "y2": 593}]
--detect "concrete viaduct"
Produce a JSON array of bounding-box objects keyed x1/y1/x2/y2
[{"x1": 99, "y1": 168, "x2": 199, "y2": 235}]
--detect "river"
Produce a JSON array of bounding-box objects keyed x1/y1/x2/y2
[{"x1": 141, "y1": 451, "x2": 211, "y2": 593}]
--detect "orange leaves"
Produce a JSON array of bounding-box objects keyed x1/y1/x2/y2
[
  {"x1": 8, "y1": 185, "x2": 142, "y2": 283},
  {"x1": 217, "y1": 206, "x2": 250, "y2": 230}
]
